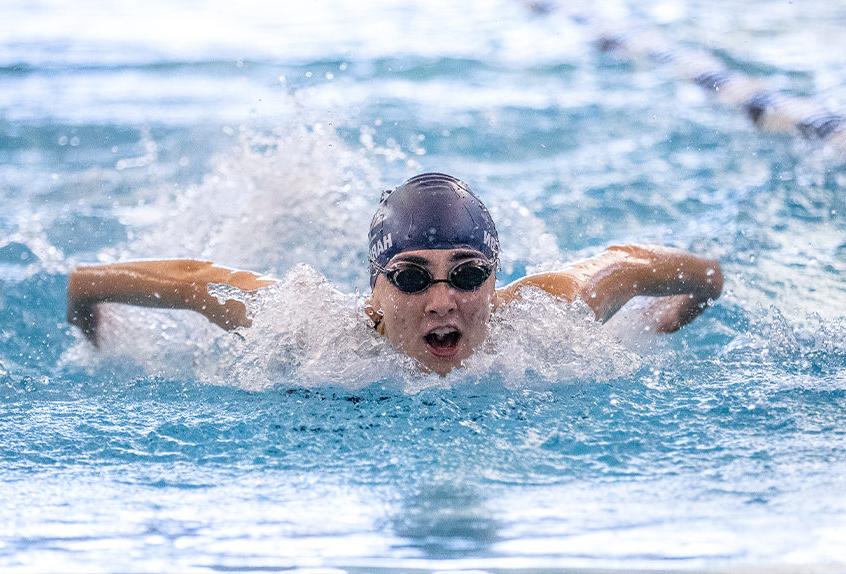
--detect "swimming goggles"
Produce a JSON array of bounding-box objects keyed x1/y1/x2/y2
[{"x1": 376, "y1": 259, "x2": 495, "y2": 294}]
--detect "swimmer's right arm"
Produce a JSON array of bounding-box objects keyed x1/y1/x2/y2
[{"x1": 67, "y1": 260, "x2": 276, "y2": 345}]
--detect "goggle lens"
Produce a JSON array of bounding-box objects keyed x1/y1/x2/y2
[
  {"x1": 449, "y1": 261, "x2": 491, "y2": 291},
  {"x1": 390, "y1": 266, "x2": 432, "y2": 293}
]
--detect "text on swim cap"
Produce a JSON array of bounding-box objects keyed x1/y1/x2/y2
[
  {"x1": 370, "y1": 233, "x2": 393, "y2": 261},
  {"x1": 484, "y1": 230, "x2": 498, "y2": 254}
]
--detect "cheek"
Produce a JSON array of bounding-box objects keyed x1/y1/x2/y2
[
  {"x1": 457, "y1": 291, "x2": 494, "y2": 324},
  {"x1": 463, "y1": 282, "x2": 496, "y2": 318},
  {"x1": 380, "y1": 292, "x2": 423, "y2": 341}
]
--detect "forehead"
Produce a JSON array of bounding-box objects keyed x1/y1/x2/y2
[{"x1": 388, "y1": 248, "x2": 486, "y2": 267}]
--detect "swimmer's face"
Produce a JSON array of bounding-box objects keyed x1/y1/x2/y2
[{"x1": 367, "y1": 249, "x2": 497, "y2": 375}]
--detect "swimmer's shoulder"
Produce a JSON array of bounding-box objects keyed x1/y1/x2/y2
[
  {"x1": 492, "y1": 246, "x2": 638, "y2": 308},
  {"x1": 495, "y1": 271, "x2": 580, "y2": 308}
]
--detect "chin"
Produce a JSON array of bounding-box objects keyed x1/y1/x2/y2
[
  {"x1": 422, "y1": 360, "x2": 459, "y2": 376},
  {"x1": 417, "y1": 349, "x2": 471, "y2": 376}
]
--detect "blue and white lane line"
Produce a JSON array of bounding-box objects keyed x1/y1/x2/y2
[{"x1": 522, "y1": 0, "x2": 846, "y2": 156}]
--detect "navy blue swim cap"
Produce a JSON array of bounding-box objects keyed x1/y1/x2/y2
[{"x1": 368, "y1": 173, "x2": 499, "y2": 287}]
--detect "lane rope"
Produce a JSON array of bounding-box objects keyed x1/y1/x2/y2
[{"x1": 523, "y1": 0, "x2": 846, "y2": 157}]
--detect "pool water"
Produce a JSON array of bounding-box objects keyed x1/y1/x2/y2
[{"x1": 2, "y1": 0, "x2": 846, "y2": 571}]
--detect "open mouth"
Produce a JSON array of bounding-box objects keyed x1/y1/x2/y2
[{"x1": 424, "y1": 327, "x2": 462, "y2": 357}]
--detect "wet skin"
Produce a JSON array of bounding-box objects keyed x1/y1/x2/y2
[{"x1": 366, "y1": 248, "x2": 497, "y2": 375}]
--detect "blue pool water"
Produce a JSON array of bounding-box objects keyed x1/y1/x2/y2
[{"x1": 2, "y1": 0, "x2": 846, "y2": 571}]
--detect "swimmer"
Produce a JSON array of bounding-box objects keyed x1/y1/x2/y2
[{"x1": 67, "y1": 172, "x2": 723, "y2": 375}]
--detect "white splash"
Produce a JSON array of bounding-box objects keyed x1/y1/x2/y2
[
  {"x1": 62, "y1": 265, "x2": 645, "y2": 392},
  {"x1": 112, "y1": 123, "x2": 384, "y2": 288},
  {"x1": 720, "y1": 305, "x2": 846, "y2": 390},
  {"x1": 210, "y1": 275, "x2": 645, "y2": 391},
  {"x1": 463, "y1": 287, "x2": 642, "y2": 384},
  {"x1": 200, "y1": 264, "x2": 420, "y2": 391}
]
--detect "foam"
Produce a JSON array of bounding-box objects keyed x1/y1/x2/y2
[
  {"x1": 464, "y1": 287, "x2": 642, "y2": 384},
  {"x1": 113, "y1": 123, "x2": 384, "y2": 288},
  {"x1": 63, "y1": 264, "x2": 644, "y2": 393},
  {"x1": 199, "y1": 264, "x2": 420, "y2": 391},
  {"x1": 721, "y1": 305, "x2": 846, "y2": 389}
]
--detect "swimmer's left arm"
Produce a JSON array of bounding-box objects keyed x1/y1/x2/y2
[{"x1": 497, "y1": 244, "x2": 723, "y2": 331}]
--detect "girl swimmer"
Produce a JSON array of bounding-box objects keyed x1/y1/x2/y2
[{"x1": 67, "y1": 173, "x2": 723, "y2": 375}]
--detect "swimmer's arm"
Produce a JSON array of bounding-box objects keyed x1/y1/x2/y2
[
  {"x1": 67, "y1": 259, "x2": 276, "y2": 345},
  {"x1": 496, "y1": 245, "x2": 723, "y2": 332}
]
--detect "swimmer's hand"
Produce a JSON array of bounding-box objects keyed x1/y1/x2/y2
[
  {"x1": 640, "y1": 294, "x2": 714, "y2": 333},
  {"x1": 67, "y1": 298, "x2": 100, "y2": 347},
  {"x1": 67, "y1": 260, "x2": 276, "y2": 345}
]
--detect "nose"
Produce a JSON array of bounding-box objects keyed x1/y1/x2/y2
[{"x1": 424, "y1": 281, "x2": 457, "y2": 317}]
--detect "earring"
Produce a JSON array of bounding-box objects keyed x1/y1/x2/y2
[{"x1": 364, "y1": 304, "x2": 384, "y2": 328}]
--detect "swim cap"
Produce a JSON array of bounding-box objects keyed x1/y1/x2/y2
[{"x1": 368, "y1": 173, "x2": 499, "y2": 287}]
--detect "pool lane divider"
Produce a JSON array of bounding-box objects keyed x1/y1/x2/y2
[{"x1": 523, "y1": 1, "x2": 846, "y2": 157}]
